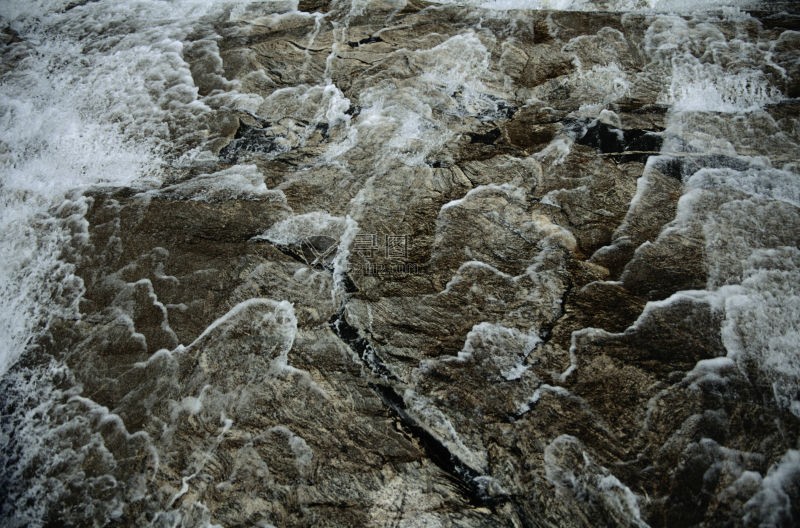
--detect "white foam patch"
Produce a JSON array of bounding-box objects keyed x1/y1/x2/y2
[
  {"x1": 190, "y1": 298, "x2": 297, "y2": 360},
  {"x1": 665, "y1": 61, "x2": 781, "y2": 113},
  {"x1": 744, "y1": 450, "x2": 800, "y2": 526},
  {"x1": 252, "y1": 83, "x2": 354, "y2": 161},
  {"x1": 446, "y1": 322, "x2": 541, "y2": 381},
  {"x1": 331, "y1": 216, "x2": 359, "y2": 306},
  {"x1": 153, "y1": 164, "x2": 285, "y2": 202},
  {"x1": 574, "y1": 63, "x2": 632, "y2": 105},
  {"x1": 0, "y1": 361, "x2": 158, "y2": 526},
  {"x1": 516, "y1": 384, "x2": 573, "y2": 415},
  {"x1": 257, "y1": 211, "x2": 348, "y2": 245},
  {"x1": 439, "y1": 260, "x2": 514, "y2": 295},
  {"x1": 687, "y1": 168, "x2": 800, "y2": 208},
  {"x1": 632, "y1": 9, "x2": 800, "y2": 420},
  {"x1": 534, "y1": 137, "x2": 574, "y2": 165},
  {"x1": 717, "y1": 248, "x2": 800, "y2": 417},
  {"x1": 416, "y1": 33, "x2": 497, "y2": 117},
  {"x1": 440, "y1": 183, "x2": 525, "y2": 212},
  {"x1": 645, "y1": 16, "x2": 783, "y2": 114},
  {"x1": 0, "y1": 46, "x2": 156, "y2": 376},
  {"x1": 268, "y1": 426, "x2": 314, "y2": 476},
  {"x1": 544, "y1": 434, "x2": 649, "y2": 527},
  {"x1": 333, "y1": 32, "x2": 496, "y2": 172},
  {"x1": 430, "y1": 0, "x2": 763, "y2": 13}
]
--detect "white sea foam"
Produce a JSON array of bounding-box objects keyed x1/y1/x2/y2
[
  {"x1": 516, "y1": 383, "x2": 573, "y2": 415},
  {"x1": 0, "y1": 361, "x2": 159, "y2": 526},
  {"x1": 268, "y1": 426, "x2": 314, "y2": 476},
  {"x1": 544, "y1": 435, "x2": 648, "y2": 526},
  {"x1": 331, "y1": 32, "x2": 496, "y2": 172},
  {"x1": 0, "y1": 0, "x2": 271, "y2": 376},
  {"x1": 687, "y1": 168, "x2": 800, "y2": 208},
  {"x1": 190, "y1": 298, "x2": 296, "y2": 352},
  {"x1": 665, "y1": 61, "x2": 782, "y2": 113},
  {"x1": 258, "y1": 211, "x2": 348, "y2": 246},
  {"x1": 447, "y1": 322, "x2": 541, "y2": 381},
  {"x1": 645, "y1": 15, "x2": 784, "y2": 114},
  {"x1": 331, "y1": 215, "x2": 359, "y2": 306},
  {"x1": 0, "y1": 0, "x2": 310, "y2": 376},
  {"x1": 630, "y1": 5, "x2": 800, "y2": 426},
  {"x1": 154, "y1": 164, "x2": 285, "y2": 202},
  {"x1": 744, "y1": 450, "x2": 800, "y2": 526},
  {"x1": 655, "y1": 95, "x2": 800, "y2": 419},
  {"x1": 440, "y1": 183, "x2": 524, "y2": 212},
  {"x1": 715, "y1": 248, "x2": 800, "y2": 417},
  {"x1": 431, "y1": 0, "x2": 763, "y2": 13},
  {"x1": 0, "y1": 42, "x2": 153, "y2": 375}
]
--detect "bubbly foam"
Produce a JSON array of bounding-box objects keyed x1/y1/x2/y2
[
  {"x1": 0, "y1": 30, "x2": 157, "y2": 375},
  {"x1": 431, "y1": 0, "x2": 764, "y2": 13},
  {"x1": 665, "y1": 61, "x2": 782, "y2": 113},
  {"x1": 0, "y1": 0, "x2": 271, "y2": 375},
  {"x1": 258, "y1": 211, "x2": 348, "y2": 245}
]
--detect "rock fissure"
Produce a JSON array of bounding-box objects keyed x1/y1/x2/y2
[{"x1": 328, "y1": 301, "x2": 509, "y2": 511}]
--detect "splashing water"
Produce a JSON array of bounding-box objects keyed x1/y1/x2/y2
[
  {"x1": 0, "y1": 9, "x2": 156, "y2": 377},
  {"x1": 0, "y1": 0, "x2": 265, "y2": 375},
  {"x1": 432, "y1": 0, "x2": 765, "y2": 13}
]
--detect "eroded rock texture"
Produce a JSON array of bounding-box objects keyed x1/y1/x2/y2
[{"x1": 2, "y1": 1, "x2": 799, "y2": 527}]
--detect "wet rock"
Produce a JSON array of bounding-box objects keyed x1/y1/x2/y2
[{"x1": 10, "y1": 3, "x2": 800, "y2": 528}]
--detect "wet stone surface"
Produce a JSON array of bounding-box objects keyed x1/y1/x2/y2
[{"x1": 3, "y1": 2, "x2": 800, "y2": 527}]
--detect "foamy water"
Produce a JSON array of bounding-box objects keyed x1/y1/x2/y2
[
  {"x1": 434, "y1": 0, "x2": 764, "y2": 12},
  {"x1": 0, "y1": 0, "x2": 266, "y2": 375},
  {"x1": 0, "y1": 7, "x2": 155, "y2": 377}
]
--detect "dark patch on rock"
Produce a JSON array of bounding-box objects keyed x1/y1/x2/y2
[
  {"x1": 347, "y1": 35, "x2": 383, "y2": 47},
  {"x1": 297, "y1": 0, "x2": 331, "y2": 13},
  {"x1": 650, "y1": 153, "x2": 757, "y2": 181},
  {"x1": 219, "y1": 121, "x2": 279, "y2": 163},
  {"x1": 756, "y1": 11, "x2": 800, "y2": 31},
  {"x1": 467, "y1": 128, "x2": 501, "y2": 145},
  {"x1": 315, "y1": 121, "x2": 329, "y2": 138},
  {"x1": 573, "y1": 120, "x2": 663, "y2": 163},
  {"x1": 1, "y1": 26, "x2": 23, "y2": 45},
  {"x1": 496, "y1": 100, "x2": 517, "y2": 119}
]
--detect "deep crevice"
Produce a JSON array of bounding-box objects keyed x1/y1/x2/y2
[
  {"x1": 368, "y1": 381, "x2": 509, "y2": 509},
  {"x1": 327, "y1": 292, "x2": 509, "y2": 510},
  {"x1": 347, "y1": 35, "x2": 383, "y2": 47},
  {"x1": 329, "y1": 310, "x2": 397, "y2": 381}
]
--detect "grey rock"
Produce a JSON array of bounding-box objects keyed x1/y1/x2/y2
[{"x1": 4, "y1": 2, "x2": 800, "y2": 528}]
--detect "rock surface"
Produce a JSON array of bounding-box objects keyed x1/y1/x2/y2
[{"x1": 2, "y1": 1, "x2": 800, "y2": 527}]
